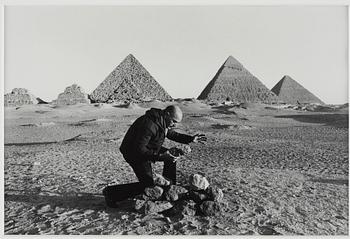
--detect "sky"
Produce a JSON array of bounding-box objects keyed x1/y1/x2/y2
[{"x1": 4, "y1": 5, "x2": 348, "y2": 104}]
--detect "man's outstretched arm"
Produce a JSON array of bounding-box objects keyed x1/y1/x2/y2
[{"x1": 166, "y1": 130, "x2": 207, "y2": 144}]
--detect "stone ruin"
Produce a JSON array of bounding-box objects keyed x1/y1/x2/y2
[
  {"x1": 90, "y1": 54, "x2": 172, "y2": 103},
  {"x1": 53, "y1": 84, "x2": 90, "y2": 105},
  {"x1": 271, "y1": 75, "x2": 324, "y2": 105},
  {"x1": 4, "y1": 88, "x2": 46, "y2": 107},
  {"x1": 133, "y1": 173, "x2": 227, "y2": 217},
  {"x1": 198, "y1": 56, "x2": 278, "y2": 104}
]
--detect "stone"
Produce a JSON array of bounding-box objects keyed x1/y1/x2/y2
[
  {"x1": 141, "y1": 201, "x2": 173, "y2": 214},
  {"x1": 144, "y1": 186, "x2": 164, "y2": 200},
  {"x1": 54, "y1": 84, "x2": 90, "y2": 105},
  {"x1": 164, "y1": 185, "x2": 188, "y2": 201},
  {"x1": 90, "y1": 54, "x2": 172, "y2": 103},
  {"x1": 257, "y1": 226, "x2": 282, "y2": 235},
  {"x1": 154, "y1": 173, "x2": 170, "y2": 186},
  {"x1": 199, "y1": 201, "x2": 226, "y2": 216},
  {"x1": 206, "y1": 186, "x2": 224, "y2": 202},
  {"x1": 189, "y1": 174, "x2": 210, "y2": 191},
  {"x1": 175, "y1": 200, "x2": 197, "y2": 217},
  {"x1": 37, "y1": 205, "x2": 52, "y2": 214},
  {"x1": 168, "y1": 147, "x2": 185, "y2": 157},
  {"x1": 134, "y1": 199, "x2": 147, "y2": 212},
  {"x1": 188, "y1": 190, "x2": 208, "y2": 203},
  {"x1": 254, "y1": 206, "x2": 266, "y2": 214}
]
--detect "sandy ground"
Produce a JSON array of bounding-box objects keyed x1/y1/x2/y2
[{"x1": 3, "y1": 101, "x2": 349, "y2": 235}]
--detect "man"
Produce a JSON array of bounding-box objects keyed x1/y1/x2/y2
[{"x1": 103, "y1": 105, "x2": 206, "y2": 207}]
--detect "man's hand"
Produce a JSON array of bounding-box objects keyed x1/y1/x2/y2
[
  {"x1": 192, "y1": 133, "x2": 207, "y2": 144},
  {"x1": 159, "y1": 150, "x2": 180, "y2": 163}
]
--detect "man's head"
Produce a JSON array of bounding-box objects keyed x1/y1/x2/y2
[{"x1": 164, "y1": 105, "x2": 183, "y2": 128}]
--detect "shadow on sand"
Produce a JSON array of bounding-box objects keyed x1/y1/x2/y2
[
  {"x1": 4, "y1": 190, "x2": 134, "y2": 213},
  {"x1": 275, "y1": 113, "x2": 348, "y2": 128},
  {"x1": 308, "y1": 178, "x2": 348, "y2": 186},
  {"x1": 211, "y1": 105, "x2": 238, "y2": 115},
  {"x1": 4, "y1": 134, "x2": 86, "y2": 146}
]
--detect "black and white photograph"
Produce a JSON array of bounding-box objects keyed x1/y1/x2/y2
[{"x1": 2, "y1": 0, "x2": 349, "y2": 236}]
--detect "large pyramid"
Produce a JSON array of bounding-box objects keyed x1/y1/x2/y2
[
  {"x1": 198, "y1": 56, "x2": 277, "y2": 103},
  {"x1": 90, "y1": 54, "x2": 172, "y2": 103},
  {"x1": 271, "y1": 75, "x2": 324, "y2": 104}
]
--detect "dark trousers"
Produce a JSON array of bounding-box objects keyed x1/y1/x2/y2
[{"x1": 102, "y1": 159, "x2": 176, "y2": 203}]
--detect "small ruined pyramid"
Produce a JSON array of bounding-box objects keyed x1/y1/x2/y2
[
  {"x1": 54, "y1": 84, "x2": 91, "y2": 105},
  {"x1": 90, "y1": 54, "x2": 172, "y2": 103},
  {"x1": 271, "y1": 75, "x2": 324, "y2": 104},
  {"x1": 198, "y1": 56, "x2": 277, "y2": 103},
  {"x1": 4, "y1": 88, "x2": 46, "y2": 107}
]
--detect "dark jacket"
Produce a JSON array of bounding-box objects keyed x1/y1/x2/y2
[{"x1": 119, "y1": 108, "x2": 193, "y2": 163}]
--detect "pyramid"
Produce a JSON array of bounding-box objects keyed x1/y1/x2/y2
[
  {"x1": 90, "y1": 54, "x2": 172, "y2": 103},
  {"x1": 271, "y1": 75, "x2": 324, "y2": 104},
  {"x1": 198, "y1": 56, "x2": 277, "y2": 103},
  {"x1": 4, "y1": 88, "x2": 45, "y2": 107},
  {"x1": 53, "y1": 84, "x2": 90, "y2": 105}
]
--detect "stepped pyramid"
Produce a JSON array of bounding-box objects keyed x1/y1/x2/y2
[
  {"x1": 198, "y1": 56, "x2": 277, "y2": 103},
  {"x1": 90, "y1": 54, "x2": 172, "y2": 103},
  {"x1": 271, "y1": 75, "x2": 324, "y2": 104}
]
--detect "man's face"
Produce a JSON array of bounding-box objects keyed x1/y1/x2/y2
[{"x1": 165, "y1": 113, "x2": 179, "y2": 128}]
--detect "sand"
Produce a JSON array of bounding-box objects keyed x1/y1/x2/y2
[{"x1": 4, "y1": 101, "x2": 349, "y2": 235}]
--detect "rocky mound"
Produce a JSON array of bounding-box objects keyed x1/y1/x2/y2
[
  {"x1": 198, "y1": 56, "x2": 277, "y2": 104},
  {"x1": 4, "y1": 88, "x2": 45, "y2": 107},
  {"x1": 133, "y1": 173, "x2": 227, "y2": 217},
  {"x1": 271, "y1": 75, "x2": 324, "y2": 104},
  {"x1": 53, "y1": 84, "x2": 90, "y2": 105},
  {"x1": 90, "y1": 54, "x2": 172, "y2": 103}
]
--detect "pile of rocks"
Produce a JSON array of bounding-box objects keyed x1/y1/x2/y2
[
  {"x1": 4, "y1": 88, "x2": 44, "y2": 107},
  {"x1": 133, "y1": 173, "x2": 227, "y2": 217},
  {"x1": 53, "y1": 84, "x2": 90, "y2": 105}
]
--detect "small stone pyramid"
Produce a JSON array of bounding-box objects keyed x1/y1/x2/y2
[
  {"x1": 198, "y1": 56, "x2": 277, "y2": 103},
  {"x1": 90, "y1": 54, "x2": 172, "y2": 103},
  {"x1": 271, "y1": 75, "x2": 324, "y2": 104},
  {"x1": 54, "y1": 84, "x2": 90, "y2": 105},
  {"x1": 4, "y1": 88, "x2": 44, "y2": 107}
]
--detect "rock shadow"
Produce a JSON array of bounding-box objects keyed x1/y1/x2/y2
[
  {"x1": 275, "y1": 113, "x2": 348, "y2": 128},
  {"x1": 308, "y1": 178, "x2": 348, "y2": 186},
  {"x1": 211, "y1": 124, "x2": 231, "y2": 129},
  {"x1": 211, "y1": 105, "x2": 237, "y2": 115}
]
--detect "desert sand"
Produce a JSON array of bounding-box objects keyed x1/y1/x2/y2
[{"x1": 4, "y1": 100, "x2": 349, "y2": 235}]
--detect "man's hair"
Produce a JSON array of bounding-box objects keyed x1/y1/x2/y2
[
  {"x1": 165, "y1": 105, "x2": 178, "y2": 114},
  {"x1": 164, "y1": 105, "x2": 183, "y2": 122}
]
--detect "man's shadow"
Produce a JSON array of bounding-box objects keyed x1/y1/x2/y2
[{"x1": 5, "y1": 189, "x2": 135, "y2": 213}]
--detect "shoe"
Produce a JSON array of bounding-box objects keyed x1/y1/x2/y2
[{"x1": 102, "y1": 187, "x2": 118, "y2": 208}]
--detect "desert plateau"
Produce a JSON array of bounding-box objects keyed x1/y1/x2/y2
[{"x1": 4, "y1": 100, "x2": 349, "y2": 235}]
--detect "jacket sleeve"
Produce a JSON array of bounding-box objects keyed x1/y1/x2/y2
[
  {"x1": 166, "y1": 130, "x2": 194, "y2": 144},
  {"x1": 134, "y1": 125, "x2": 160, "y2": 162}
]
